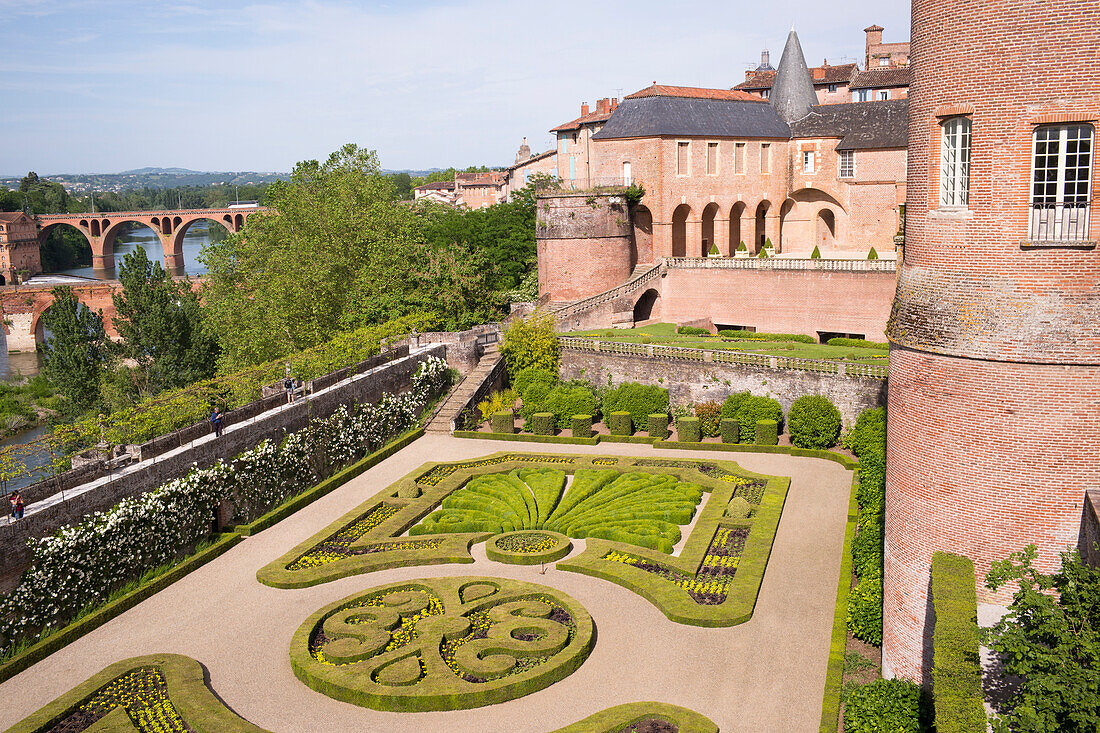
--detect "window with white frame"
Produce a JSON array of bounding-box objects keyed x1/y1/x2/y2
[
  {"x1": 802, "y1": 150, "x2": 815, "y2": 173},
  {"x1": 839, "y1": 150, "x2": 854, "y2": 178},
  {"x1": 853, "y1": 89, "x2": 870, "y2": 102},
  {"x1": 878, "y1": 90, "x2": 889, "y2": 101},
  {"x1": 1030, "y1": 123, "x2": 1093, "y2": 241},
  {"x1": 940, "y1": 116, "x2": 971, "y2": 207}
]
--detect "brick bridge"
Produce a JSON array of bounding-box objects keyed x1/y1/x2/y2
[{"x1": 35, "y1": 207, "x2": 266, "y2": 271}]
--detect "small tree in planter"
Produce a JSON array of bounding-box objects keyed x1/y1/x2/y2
[
  {"x1": 810, "y1": 245, "x2": 822, "y2": 259},
  {"x1": 735, "y1": 241, "x2": 748, "y2": 258},
  {"x1": 867, "y1": 247, "x2": 879, "y2": 260},
  {"x1": 764, "y1": 237, "x2": 775, "y2": 256},
  {"x1": 708, "y1": 242, "x2": 721, "y2": 257}
]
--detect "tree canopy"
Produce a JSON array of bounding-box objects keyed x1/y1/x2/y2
[{"x1": 41, "y1": 286, "x2": 108, "y2": 412}]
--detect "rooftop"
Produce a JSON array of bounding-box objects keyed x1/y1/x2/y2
[
  {"x1": 592, "y1": 94, "x2": 789, "y2": 140},
  {"x1": 789, "y1": 99, "x2": 908, "y2": 150},
  {"x1": 734, "y1": 63, "x2": 858, "y2": 91},
  {"x1": 624, "y1": 84, "x2": 765, "y2": 102},
  {"x1": 849, "y1": 66, "x2": 912, "y2": 89}
]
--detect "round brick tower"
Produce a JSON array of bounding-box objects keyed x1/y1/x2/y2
[
  {"x1": 536, "y1": 192, "x2": 633, "y2": 303},
  {"x1": 883, "y1": 0, "x2": 1100, "y2": 681}
]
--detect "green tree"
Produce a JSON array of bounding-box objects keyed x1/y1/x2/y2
[
  {"x1": 41, "y1": 286, "x2": 107, "y2": 411},
  {"x1": 983, "y1": 545, "x2": 1100, "y2": 733},
  {"x1": 200, "y1": 144, "x2": 424, "y2": 371},
  {"x1": 112, "y1": 247, "x2": 218, "y2": 392},
  {"x1": 500, "y1": 311, "x2": 560, "y2": 374}
]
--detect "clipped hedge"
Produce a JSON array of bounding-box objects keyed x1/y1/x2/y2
[
  {"x1": 787, "y1": 395, "x2": 842, "y2": 449},
  {"x1": 491, "y1": 411, "x2": 515, "y2": 434},
  {"x1": 571, "y1": 414, "x2": 593, "y2": 439},
  {"x1": 677, "y1": 416, "x2": 701, "y2": 443},
  {"x1": 721, "y1": 391, "x2": 784, "y2": 442},
  {"x1": 602, "y1": 382, "x2": 669, "y2": 430},
  {"x1": 930, "y1": 552, "x2": 986, "y2": 733},
  {"x1": 720, "y1": 418, "x2": 740, "y2": 444},
  {"x1": 608, "y1": 411, "x2": 633, "y2": 436},
  {"x1": 532, "y1": 412, "x2": 556, "y2": 435},
  {"x1": 846, "y1": 406, "x2": 887, "y2": 646},
  {"x1": 648, "y1": 413, "x2": 670, "y2": 439},
  {"x1": 755, "y1": 419, "x2": 778, "y2": 445},
  {"x1": 677, "y1": 325, "x2": 710, "y2": 336},
  {"x1": 511, "y1": 367, "x2": 559, "y2": 401},
  {"x1": 844, "y1": 678, "x2": 922, "y2": 733},
  {"x1": 718, "y1": 330, "x2": 816, "y2": 344},
  {"x1": 827, "y1": 337, "x2": 889, "y2": 350},
  {"x1": 542, "y1": 385, "x2": 599, "y2": 430}
]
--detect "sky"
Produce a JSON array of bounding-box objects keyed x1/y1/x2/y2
[{"x1": 0, "y1": 0, "x2": 910, "y2": 175}]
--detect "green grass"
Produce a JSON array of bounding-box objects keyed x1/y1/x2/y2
[{"x1": 564, "y1": 323, "x2": 889, "y2": 364}]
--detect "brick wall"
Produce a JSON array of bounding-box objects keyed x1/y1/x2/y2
[
  {"x1": 1082, "y1": 491, "x2": 1100, "y2": 568},
  {"x1": 560, "y1": 348, "x2": 885, "y2": 425},
  {"x1": 536, "y1": 192, "x2": 633, "y2": 302},
  {"x1": 883, "y1": 0, "x2": 1100, "y2": 683}
]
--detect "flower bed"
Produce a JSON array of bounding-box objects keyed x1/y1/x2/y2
[
  {"x1": 486, "y1": 530, "x2": 572, "y2": 565},
  {"x1": 289, "y1": 576, "x2": 595, "y2": 712}
]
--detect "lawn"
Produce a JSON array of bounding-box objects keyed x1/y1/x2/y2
[{"x1": 562, "y1": 323, "x2": 889, "y2": 364}]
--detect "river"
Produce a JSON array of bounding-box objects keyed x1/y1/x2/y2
[{"x1": 52, "y1": 218, "x2": 217, "y2": 280}]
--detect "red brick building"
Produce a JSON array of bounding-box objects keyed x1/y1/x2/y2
[
  {"x1": 883, "y1": 0, "x2": 1100, "y2": 682},
  {"x1": 0, "y1": 212, "x2": 43, "y2": 285}
]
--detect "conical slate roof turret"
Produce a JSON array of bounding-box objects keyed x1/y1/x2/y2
[{"x1": 770, "y1": 29, "x2": 817, "y2": 123}]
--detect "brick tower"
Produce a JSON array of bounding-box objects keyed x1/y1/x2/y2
[{"x1": 883, "y1": 0, "x2": 1100, "y2": 681}]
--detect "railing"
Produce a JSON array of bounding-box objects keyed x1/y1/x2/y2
[
  {"x1": 665, "y1": 257, "x2": 897, "y2": 272},
  {"x1": 1029, "y1": 201, "x2": 1092, "y2": 243},
  {"x1": 559, "y1": 337, "x2": 888, "y2": 380},
  {"x1": 551, "y1": 262, "x2": 665, "y2": 318}
]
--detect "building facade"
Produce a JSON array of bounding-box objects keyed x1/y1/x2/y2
[
  {"x1": 0, "y1": 212, "x2": 42, "y2": 285},
  {"x1": 883, "y1": 0, "x2": 1100, "y2": 682}
]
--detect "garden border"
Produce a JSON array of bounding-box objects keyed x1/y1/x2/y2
[{"x1": 485, "y1": 530, "x2": 573, "y2": 565}]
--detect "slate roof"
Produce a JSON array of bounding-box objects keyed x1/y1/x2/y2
[
  {"x1": 770, "y1": 30, "x2": 819, "y2": 124},
  {"x1": 734, "y1": 63, "x2": 857, "y2": 91},
  {"x1": 789, "y1": 99, "x2": 909, "y2": 150},
  {"x1": 591, "y1": 95, "x2": 790, "y2": 140},
  {"x1": 850, "y1": 66, "x2": 911, "y2": 89}
]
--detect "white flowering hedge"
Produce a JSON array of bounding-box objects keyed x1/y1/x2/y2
[{"x1": 0, "y1": 356, "x2": 450, "y2": 654}]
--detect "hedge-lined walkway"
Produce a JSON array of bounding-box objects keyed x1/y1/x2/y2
[{"x1": 0, "y1": 435, "x2": 851, "y2": 733}]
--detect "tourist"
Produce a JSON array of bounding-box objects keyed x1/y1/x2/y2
[
  {"x1": 210, "y1": 407, "x2": 224, "y2": 438},
  {"x1": 284, "y1": 375, "x2": 295, "y2": 404},
  {"x1": 9, "y1": 490, "x2": 24, "y2": 521}
]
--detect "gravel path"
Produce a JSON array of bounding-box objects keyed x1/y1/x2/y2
[{"x1": 0, "y1": 435, "x2": 851, "y2": 733}]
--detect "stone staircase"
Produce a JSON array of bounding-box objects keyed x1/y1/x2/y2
[{"x1": 425, "y1": 344, "x2": 504, "y2": 433}]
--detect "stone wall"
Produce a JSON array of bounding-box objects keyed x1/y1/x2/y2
[
  {"x1": 559, "y1": 348, "x2": 885, "y2": 426},
  {"x1": 412, "y1": 324, "x2": 501, "y2": 373},
  {"x1": 0, "y1": 346, "x2": 445, "y2": 588}
]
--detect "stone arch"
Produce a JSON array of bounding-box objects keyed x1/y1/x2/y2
[
  {"x1": 37, "y1": 222, "x2": 94, "y2": 272},
  {"x1": 782, "y1": 188, "x2": 847, "y2": 254},
  {"x1": 671, "y1": 204, "x2": 691, "y2": 258},
  {"x1": 233, "y1": 213, "x2": 244, "y2": 230},
  {"x1": 729, "y1": 202, "x2": 746, "y2": 255},
  {"x1": 631, "y1": 205, "x2": 653, "y2": 267},
  {"x1": 778, "y1": 199, "x2": 796, "y2": 253},
  {"x1": 633, "y1": 288, "x2": 661, "y2": 323},
  {"x1": 817, "y1": 209, "x2": 837, "y2": 249},
  {"x1": 701, "y1": 203, "x2": 719, "y2": 257},
  {"x1": 166, "y1": 216, "x2": 233, "y2": 272},
  {"x1": 100, "y1": 219, "x2": 166, "y2": 270},
  {"x1": 754, "y1": 200, "x2": 771, "y2": 252}
]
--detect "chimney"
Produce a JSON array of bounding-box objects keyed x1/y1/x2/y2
[
  {"x1": 610, "y1": 98, "x2": 619, "y2": 111},
  {"x1": 596, "y1": 98, "x2": 609, "y2": 114},
  {"x1": 581, "y1": 102, "x2": 590, "y2": 116},
  {"x1": 864, "y1": 24, "x2": 884, "y2": 67},
  {"x1": 761, "y1": 49, "x2": 770, "y2": 68}
]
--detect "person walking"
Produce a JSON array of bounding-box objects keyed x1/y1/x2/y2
[
  {"x1": 9, "y1": 490, "x2": 24, "y2": 521},
  {"x1": 284, "y1": 375, "x2": 295, "y2": 404},
  {"x1": 210, "y1": 407, "x2": 224, "y2": 438}
]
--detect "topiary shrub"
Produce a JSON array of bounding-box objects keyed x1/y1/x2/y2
[
  {"x1": 542, "y1": 385, "x2": 599, "y2": 430},
  {"x1": 607, "y1": 411, "x2": 633, "y2": 436},
  {"x1": 532, "y1": 412, "x2": 556, "y2": 436},
  {"x1": 787, "y1": 395, "x2": 842, "y2": 449},
  {"x1": 676, "y1": 325, "x2": 710, "y2": 336},
  {"x1": 755, "y1": 419, "x2": 778, "y2": 445},
  {"x1": 708, "y1": 242, "x2": 720, "y2": 256},
  {"x1": 571, "y1": 414, "x2": 593, "y2": 439},
  {"x1": 648, "y1": 413, "x2": 669, "y2": 439},
  {"x1": 726, "y1": 496, "x2": 751, "y2": 519},
  {"x1": 725, "y1": 393, "x2": 783, "y2": 442},
  {"x1": 602, "y1": 382, "x2": 669, "y2": 431},
  {"x1": 694, "y1": 401, "x2": 722, "y2": 437},
  {"x1": 867, "y1": 247, "x2": 879, "y2": 260},
  {"x1": 720, "y1": 418, "x2": 740, "y2": 444},
  {"x1": 845, "y1": 407, "x2": 886, "y2": 459},
  {"x1": 512, "y1": 367, "x2": 558, "y2": 403},
  {"x1": 737, "y1": 240, "x2": 747, "y2": 252},
  {"x1": 490, "y1": 411, "x2": 515, "y2": 434},
  {"x1": 843, "y1": 678, "x2": 922, "y2": 733},
  {"x1": 810, "y1": 245, "x2": 821, "y2": 259},
  {"x1": 677, "y1": 416, "x2": 701, "y2": 442}
]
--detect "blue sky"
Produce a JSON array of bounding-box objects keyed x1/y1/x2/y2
[{"x1": 0, "y1": 0, "x2": 910, "y2": 175}]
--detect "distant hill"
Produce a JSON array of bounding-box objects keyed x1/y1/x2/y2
[
  {"x1": 118, "y1": 167, "x2": 204, "y2": 175},
  {"x1": 0, "y1": 169, "x2": 290, "y2": 194}
]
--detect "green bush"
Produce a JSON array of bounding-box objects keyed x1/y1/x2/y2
[
  {"x1": 827, "y1": 337, "x2": 889, "y2": 350},
  {"x1": 787, "y1": 395, "x2": 842, "y2": 449},
  {"x1": 677, "y1": 416, "x2": 701, "y2": 442},
  {"x1": 532, "y1": 412, "x2": 556, "y2": 436},
  {"x1": 811, "y1": 245, "x2": 821, "y2": 259},
  {"x1": 694, "y1": 401, "x2": 722, "y2": 437},
  {"x1": 852, "y1": 522, "x2": 883, "y2": 579},
  {"x1": 676, "y1": 325, "x2": 710, "y2": 336},
  {"x1": 648, "y1": 413, "x2": 669, "y2": 439},
  {"x1": 501, "y1": 311, "x2": 560, "y2": 374},
  {"x1": 478, "y1": 389, "x2": 517, "y2": 425},
  {"x1": 847, "y1": 407, "x2": 887, "y2": 647},
  {"x1": 737, "y1": 240, "x2": 747, "y2": 252},
  {"x1": 755, "y1": 419, "x2": 778, "y2": 445},
  {"x1": 931, "y1": 552, "x2": 986, "y2": 733},
  {"x1": 718, "y1": 330, "x2": 816, "y2": 344},
  {"x1": 844, "y1": 678, "x2": 922, "y2": 733},
  {"x1": 726, "y1": 496, "x2": 751, "y2": 519},
  {"x1": 571, "y1": 414, "x2": 592, "y2": 439},
  {"x1": 720, "y1": 418, "x2": 739, "y2": 444},
  {"x1": 542, "y1": 385, "x2": 599, "y2": 430},
  {"x1": 607, "y1": 411, "x2": 632, "y2": 436},
  {"x1": 844, "y1": 407, "x2": 886, "y2": 459},
  {"x1": 601, "y1": 382, "x2": 669, "y2": 430},
  {"x1": 847, "y1": 573, "x2": 884, "y2": 647},
  {"x1": 867, "y1": 247, "x2": 879, "y2": 260},
  {"x1": 490, "y1": 411, "x2": 515, "y2": 434},
  {"x1": 512, "y1": 367, "x2": 558, "y2": 402},
  {"x1": 722, "y1": 392, "x2": 783, "y2": 442}
]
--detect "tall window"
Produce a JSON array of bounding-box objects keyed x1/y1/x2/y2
[
  {"x1": 853, "y1": 89, "x2": 871, "y2": 102},
  {"x1": 878, "y1": 90, "x2": 889, "y2": 101},
  {"x1": 839, "y1": 150, "x2": 854, "y2": 178},
  {"x1": 802, "y1": 150, "x2": 815, "y2": 173},
  {"x1": 1030, "y1": 123, "x2": 1093, "y2": 241},
  {"x1": 940, "y1": 117, "x2": 971, "y2": 207},
  {"x1": 761, "y1": 89, "x2": 770, "y2": 99},
  {"x1": 707, "y1": 142, "x2": 718, "y2": 175},
  {"x1": 761, "y1": 143, "x2": 771, "y2": 173},
  {"x1": 569, "y1": 156, "x2": 575, "y2": 181},
  {"x1": 622, "y1": 161, "x2": 632, "y2": 185},
  {"x1": 735, "y1": 143, "x2": 746, "y2": 173},
  {"x1": 677, "y1": 142, "x2": 690, "y2": 175}
]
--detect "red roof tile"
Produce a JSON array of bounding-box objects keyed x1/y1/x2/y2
[
  {"x1": 550, "y1": 110, "x2": 614, "y2": 132},
  {"x1": 734, "y1": 63, "x2": 857, "y2": 91},
  {"x1": 624, "y1": 84, "x2": 765, "y2": 102},
  {"x1": 850, "y1": 66, "x2": 912, "y2": 89}
]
